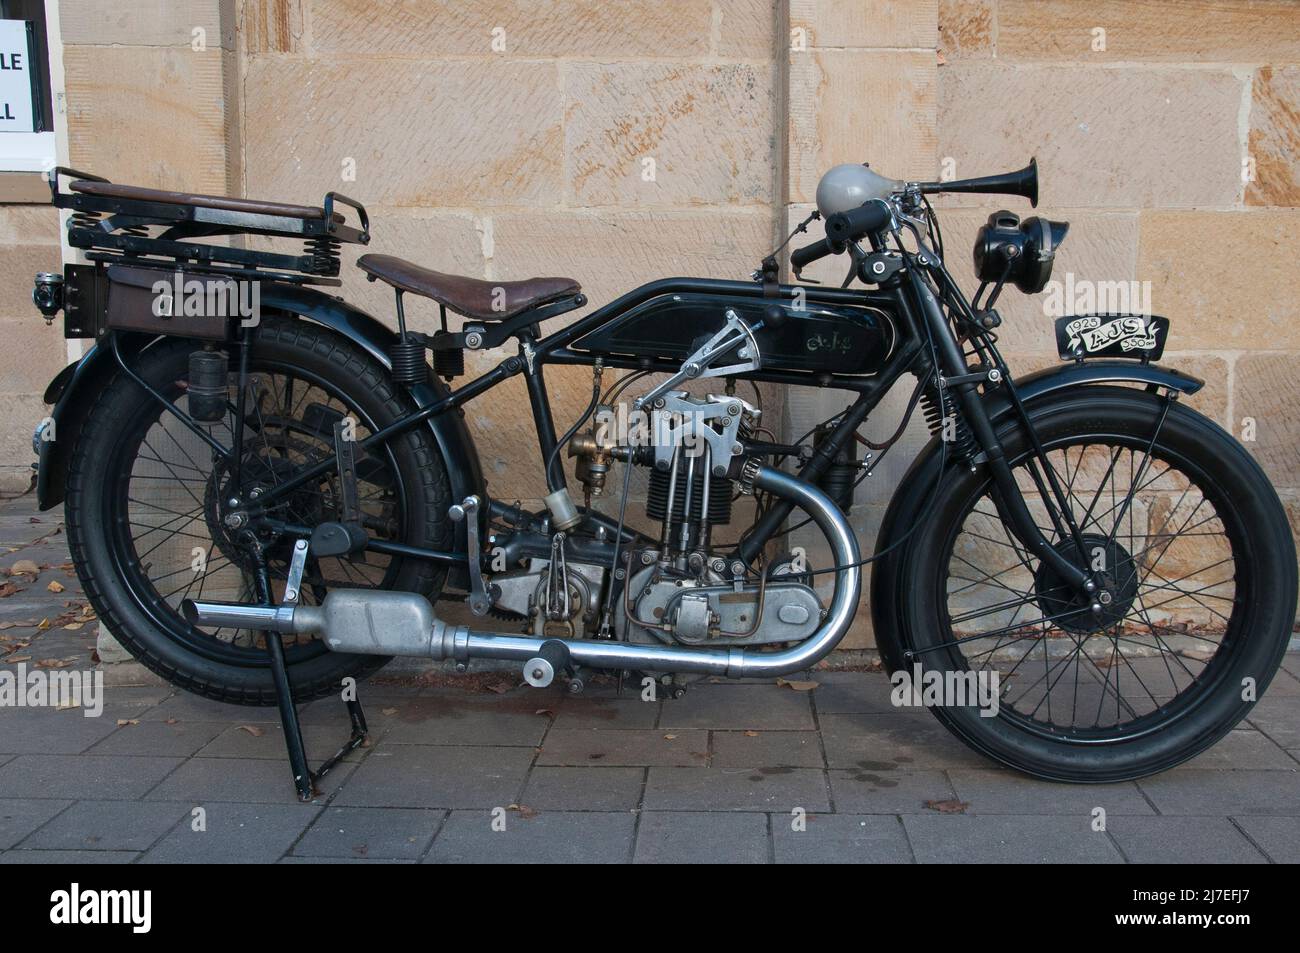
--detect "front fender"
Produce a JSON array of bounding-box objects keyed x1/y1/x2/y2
[
  {"x1": 37, "y1": 284, "x2": 487, "y2": 557},
  {"x1": 868, "y1": 360, "x2": 1204, "y2": 672}
]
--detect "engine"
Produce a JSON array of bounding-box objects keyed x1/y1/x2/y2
[{"x1": 558, "y1": 388, "x2": 826, "y2": 648}]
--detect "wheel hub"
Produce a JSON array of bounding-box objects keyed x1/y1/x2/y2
[{"x1": 1034, "y1": 532, "x2": 1138, "y2": 635}]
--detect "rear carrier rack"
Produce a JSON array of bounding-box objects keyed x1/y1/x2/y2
[{"x1": 39, "y1": 166, "x2": 371, "y2": 340}]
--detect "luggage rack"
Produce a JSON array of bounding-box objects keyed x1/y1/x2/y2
[{"x1": 48, "y1": 166, "x2": 370, "y2": 285}]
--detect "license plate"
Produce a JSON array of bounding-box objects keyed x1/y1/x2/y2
[{"x1": 1055, "y1": 313, "x2": 1169, "y2": 361}]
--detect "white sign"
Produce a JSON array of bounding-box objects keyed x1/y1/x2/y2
[{"x1": 0, "y1": 20, "x2": 34, "y2": 132}]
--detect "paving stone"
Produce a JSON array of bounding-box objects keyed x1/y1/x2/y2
[
  {"x1": 145, "y1": 757, "x2": 354, "y2": 804},
  {"x1": 0, "y1": 755, "x2": 182, "y2": 800},
  {"x1": 1246, "y1": 694, "x2": 1300, "y2": 749},
  {"x1": 819, "y1": 712, "x2": 996, "y2": 770},
  {"x1": 195, "y1": 723, "x2": 371, "y2": 761},
  {"x1": 948, "y1": 769, "x2": 1155, "y2": 816},
  {"x1": 1176, "y1": 729, "x2": 1297, "y2": 771},
  {"x1": 0, "y1": 849, "x2": 140, "y2": 863},
  {"x1": 0, "y1": 798, "x2": 70, "y2": 849},
  {"x1": 634, "y1": 811, "x2": 769, "y2": 864},
  {"x1": 537, "y1": 728, "x2": 709, "y2": 767},
  {"x1": 551, "y1": 694, "x2": 662, "y2": 729},
  {"x1": 658, "y1": 684, "x2": 816, "y2": 731},
  {"x1": 772, "y1": 814, "x2": 913, "y2": 863},
  {"x1": 711, "y1": 730, "x2": 825, "y2": 769},
  {"x1": 278, "y1": 856, "x2": 415, "y2": 864},
  {"x1": 904, "y1": 814, "x2": 1124, "y2": 863},
  {"x1": 139, "y1": 692, "x2": 270, "y2": 723},
  {"x1": 293, "y1": 807, "x2": 445, "y2": 860},
  {"x1": 426, "y1": 810, "x2": 636, "y2": 864},
  {"x1": 141, "y1": 802, "x2": 321, "y2": 863},
  {"x1": 1138, "y1": 769, "x2": 1300, "y2": 816},
  {"x1": 332, "y1": 745, "x2": 535, "y2": 809},
  {"x1": 1279, "y1": 655, "x2": 1300, "y2": 681},
  {"x1": 0, "y1": 707, "x2": 121, "y2": 754},
  {"x1": 1262, "y1": 668, "x2": 1300, "y2": 695},
  {"x1": 1231, "y1": 815, "x2": 1300, "y2": 863},
  {"x1": 88, "y1": 720, "x2": 227, "y2": 758},
  {"x1": 810, "y1": 672, "x2": 901, "y2": 714},
  {"x1": 829, "y1": 769, "x2": 957, "y2": 814},
  {"x1": 20, "y1": 799, "x2": 190, "y2": 852},
  {"x1": 1108, "y1": 816, "x2": 1267, "y2": 864},
  {"x1": 380, "y1": 697, "x2": 551, "y2": 746},
  {"x1": 99, "y1": 685, "x2": 174, "y2": 709},
  {"x1": 643, "y1": 766, "x2": 830, "y2": 813},
  {"x1": 521, "y1": 766, "x2": 645, "y2": 812}
]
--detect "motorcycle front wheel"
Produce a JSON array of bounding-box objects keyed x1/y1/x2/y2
[{"x1": 898, "y1": 385, "x2": 1296, "y2": 782}]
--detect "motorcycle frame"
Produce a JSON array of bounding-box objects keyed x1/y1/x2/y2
[{"x1": 86, "y1": 251, "x2": 1191, "y2": 597}]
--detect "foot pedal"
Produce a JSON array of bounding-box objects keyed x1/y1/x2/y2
[{"x1": 524, "y1": 639, "x2": 571, "y2": 688}]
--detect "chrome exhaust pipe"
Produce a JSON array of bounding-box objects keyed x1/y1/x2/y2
[{"x1": 184, "y1": 465, "x2": 861, "y2": 680}]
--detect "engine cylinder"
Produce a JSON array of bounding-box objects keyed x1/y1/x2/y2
[{"x1": 646, "y1": 467, "x2": 732, "y2": 525}]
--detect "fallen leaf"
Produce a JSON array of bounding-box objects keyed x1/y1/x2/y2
[
  {"x1": 507, "y1": 803, "x2": 538, "y2": 819},
  {"x1": 534, "y1": 708, "x2": 554, "y2": 718},
  {"x1": 9, "y1": 559, "x2": 39, "y2": 577},
  {"x1": 63, "y1": 623, "x2": 83, "y2": 631},
  {"x1": 115, "y1": 719, "x2": 140, "y2": 727},
  {"x1": 6, "y1": 654, "x2": 31, "y2": 663},
  {"x1": 381, "y1": 707, "x2": 398, "y2": 716},
  {"x1": 238, "y1": 725, "x2": 265, "y2": 737},
  {"x1": 744, "y1": 730, "x2": 760, "y2": 737},
  {"x1": 924, "y1": 799, "x2": 970, "y2": 814},
  {"x1": 664, "y1": 733, "x2": 677, "y2": 740},
  {"x1": 55, "y1": 700, "x2": 80, "y2": 711},
  {"x1": 485, "y1": 680, "x2": 512, "y2": 695},
  {"x1": 0, "y1": 582, "x2": 22, "y2": 598},
  {"x1": 35, "y1": 658, "x2": 73, "y2": 669},
  {"x1": 777, "y1": 678, "x2": 819, "y2": 692},
  {"x1": 165, "y1": 718, "x2": 179, "y2": 725},
  {"x1": 46, "y1": 580, "x2": 65, "y2": 593}
]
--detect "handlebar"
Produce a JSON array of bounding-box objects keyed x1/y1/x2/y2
[
  {"x1": 790, "y1": 237, "x2": 835, "y2": 271},
  {"x1": 825, "y1": 199, "x2": 892, "y2": 245},
  {"x1": 790, "y1": 198, "x2": 893, "y2": 273}
]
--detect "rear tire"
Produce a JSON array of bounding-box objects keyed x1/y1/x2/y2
[{"x1": 65, "y1": 319, "x2": 452, "y2": 704}]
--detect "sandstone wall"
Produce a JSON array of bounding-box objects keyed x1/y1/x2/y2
[{"x1": 0, "y1": 0, "x2": 1296, "y2": 648}]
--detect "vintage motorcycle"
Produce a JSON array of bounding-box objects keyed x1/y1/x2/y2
[{"x1": 30, "y1": 159, "x2": 1296, "y2": 798}]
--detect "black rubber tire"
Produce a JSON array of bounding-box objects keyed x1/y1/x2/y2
[
  {"x1": 898, "y1": 386, "x2": 1296, "y2": 782},
  {"x1": 65, "y1": 319, "x2": 452, "y2": 705}
]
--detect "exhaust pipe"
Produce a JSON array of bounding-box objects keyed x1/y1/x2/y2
[{"x1": 184, "y1": 466, "x2": 861, "y2": 680}]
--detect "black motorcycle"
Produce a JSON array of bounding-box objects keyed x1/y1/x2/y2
[{"x1": 31, "y1": 159, "x2": 1296, "y2": 798}]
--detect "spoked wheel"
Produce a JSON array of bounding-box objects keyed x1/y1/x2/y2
[
  {"x1": 65, "y1": 319, "x2": 451, "y2": 704},
  {"x1": 900, "y1": 386, "x2": 1296, "y2": 781}
]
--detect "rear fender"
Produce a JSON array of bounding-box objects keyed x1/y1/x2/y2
[{"x1": 38, "y1": 283, "x2": 485, "y2": 586}]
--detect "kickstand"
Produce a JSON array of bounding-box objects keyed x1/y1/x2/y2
[{"x1": 250, "y1": 534, "x2": 370, "y2": 802}]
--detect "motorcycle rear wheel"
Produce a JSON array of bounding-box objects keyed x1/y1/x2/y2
[
  {"x1": 65, "y1": 318, "x2": 452, "y2": 705},
  {"x1": 898, "y1": 386, "x2": 1296, "y2": 782}
]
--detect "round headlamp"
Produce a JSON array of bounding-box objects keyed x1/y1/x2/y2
[{"x1": 973, "y1": 212, "x2": 1069, "y2": 295}]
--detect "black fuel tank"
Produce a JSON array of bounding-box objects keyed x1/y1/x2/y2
[{"x1": 572, "y1": 293, "x2": 894, "y2": 377}]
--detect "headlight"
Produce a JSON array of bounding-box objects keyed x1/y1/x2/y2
[{"x1": 973, "y1": 212, "x2": 1069, "y2": 295}]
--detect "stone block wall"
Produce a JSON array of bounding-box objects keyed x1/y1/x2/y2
[{"x1": 0, "y1": 0, "x2": 1296, "y2": 649}]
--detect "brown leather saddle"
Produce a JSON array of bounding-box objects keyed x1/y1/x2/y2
[{"x1": 357, "y1": 253, "x2": 581, "y2": 322}]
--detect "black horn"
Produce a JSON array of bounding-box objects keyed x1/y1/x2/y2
[{"x1": 918, "y1": 157, "x2": 1039, "y2": 207}]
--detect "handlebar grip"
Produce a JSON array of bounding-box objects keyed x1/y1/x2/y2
[
  {"x1": 825, "y1": 199, "x2": 891, "y2": 244},
  {"x1": 790, "y1": 237, "x2": 834, "y2": 271}
]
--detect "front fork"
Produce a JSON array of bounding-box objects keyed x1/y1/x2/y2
[{"x1": 909, "y1": 272, "x2": 1095, "y2": 598}]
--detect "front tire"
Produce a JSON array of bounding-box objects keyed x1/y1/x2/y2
[{"x1": 897, "y1": 386, "x2": 1296, "y2": 782}]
